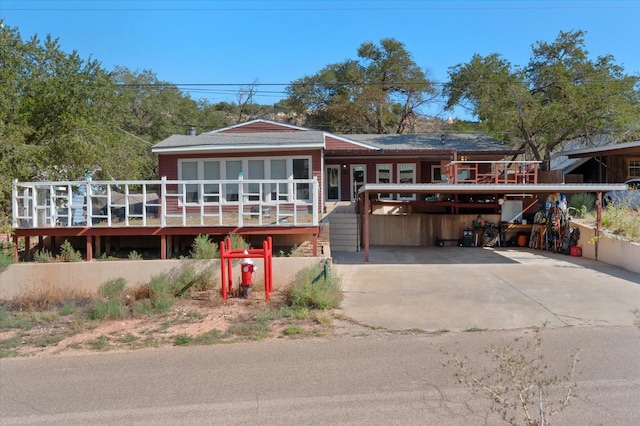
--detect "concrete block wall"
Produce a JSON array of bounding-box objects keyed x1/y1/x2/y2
[
  {"x1": 571, "y1": 221, "x2": 640, "y2": 274},
  {"x1": 0, "y1": 257, "x2": 326, "y2": 300}
]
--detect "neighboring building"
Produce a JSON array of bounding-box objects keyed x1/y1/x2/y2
[{"x1": 552, "y1": 140, "x2": 640, "y2": 183}]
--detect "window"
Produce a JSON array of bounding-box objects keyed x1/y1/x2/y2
[
  {"x1": 376, "y1": 164, "x2": 392, "y2": 200},
  {"x1": 270, "y1": 159, "x2": 288, "y2": 200},
  {"x1": 248, "y1": 160, "x2": 264, "y2": 201},
  {"x1": 629, "y1": 159, "x2": 640, "y2": 178},
  {"x1": 180, "y1": 161, "x2": 198, "y2": 202},
  {"x1": 203, "y1": 161, "x2": 220, "y2": 202},
  {"x1": 178, "y1": 156, "x2": 311, "y2": 204},
  {"x1": 431, "y1": 165, "x2": 443, "y2": 183},
  {"x1": 293, "y1": 158, "x2": 310, "y2": 200},
  {"x1": 397, "y1": 163, "x2": 416, "y2": 200},
  {"x1": 225, "y1": 161, "x2": 242, "y2": 202}
]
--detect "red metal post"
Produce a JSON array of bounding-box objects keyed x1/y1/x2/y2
[{"x1": 220, "y1": 240, "x2": 227, "y2": 301}]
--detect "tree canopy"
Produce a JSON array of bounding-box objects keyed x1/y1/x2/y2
[
  {"x1": 443, "y1": 30, "x2": 640, "y2": 170},
  {"x1": 283, "y1": 38, "x2": 436, "y2": 134},
  {"x1": 0, "y1": 22, "x2": 233, "y2": 212}
]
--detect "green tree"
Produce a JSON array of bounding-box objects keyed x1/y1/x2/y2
[
  {"x1": 284, "y1": 38, "x2": 436, "y2": 134},
  {"x1": 444, "y1": 30, "x2": 640, "y2": 170}
]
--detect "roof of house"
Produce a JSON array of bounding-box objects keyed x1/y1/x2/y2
[
  {"x1": 562, "y1": 140, "x2": 640, "y2": 158},
  {"x1": 152, "y1": 131, "x2": 328, "y2": 154},
  {"x1": 345, "y1": 133, "x2": 514, "y2": 153},
  {"x1": 152, "y1": 119, "x2": 519, "y2": 155}
]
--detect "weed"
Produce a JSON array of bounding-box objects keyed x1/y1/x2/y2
[
  {"x1": 190, "y1": 234, "x2": 219, "y2": 259},
  {"x1": 128, "y1": 250, "x2": 143, "y2": 260},
  {"x1": 227, "y1": 233, "x2": 250, "y2": 250},
  {"x1": 186, "y1": 310, "x2": 204, "y2": 320},
  {"x1": 285, "y1": 262, "x2": 342, "y2": 310},
  {"x1": 33, "y1": 249, "x2": 53, "y2": 263},
  {"x1": 99, "y1": 278, "x2": 127, "y2": 300},
  {"x1": 227, "y1": 322, "x2": 269, "y2": 340},
  {"x1": 282, "y1": 326, "x2": 301, "y2": 336},
  {"x1": 174, "y1": 334, "x2": 193, "y2": 346},
  {"x1": 314, "y1": 313, "x2": 333, "y2": 325},
  {"x1": 59, "y1": 301, "x2": 79, "y2": 316},
  {"x1": 446, "y1": 331, "x2": 580, "y2": 426},
  {"x1": 194, "y1": 329, "x2": 223, "y2": 345},
  {"x1": 115, "y1": 333, "x2": 139, "y2": 344},
  {"x1": 568, "y1": 193, "x2": 596, "y2": 217},
  {"x1": 32, "y1": 333, "x2": 63, "y2": 348},
  {"x1": 0, "y1": 251, "x2": 13, "y2": 269},
  {"x1": 87, "y1": 335, "x2": 110, "y2": 350},
  {"x1": 464, "y1": 326, "x2": 487, "y2": 332},
  {"x1": 91, "y1": 299, "x2": 127, "y2": 320},
  {"x1": 10, "y1": 285, "x2": 90, "y2": 312},
  {"x1": 149, "y1": 274, "x2": 176, "y2": 312},
  {"x1": 59, "y1": 240, "x2": 82, "y2": 262}
]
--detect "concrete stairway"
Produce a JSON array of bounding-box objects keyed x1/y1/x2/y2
[{"x1": 324, "y1": 202, "x2": 359, "y2": 252}]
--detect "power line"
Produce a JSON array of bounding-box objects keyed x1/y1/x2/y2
[{"x1": 5, "y1": 0, "x2": 639, "y2": 12}]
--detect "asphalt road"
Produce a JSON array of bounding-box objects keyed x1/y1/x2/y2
[{"x1": 2, "y1": 326, "x2": 639, "y2": 425}]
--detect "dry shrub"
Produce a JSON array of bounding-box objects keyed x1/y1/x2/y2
[{"x1": 10, "y1": 284, "x2": 93, "y2": 311}]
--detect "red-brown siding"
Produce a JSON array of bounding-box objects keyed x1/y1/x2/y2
[{"x1": 325, "y1": 135, "x2": 372, "y2": 151}]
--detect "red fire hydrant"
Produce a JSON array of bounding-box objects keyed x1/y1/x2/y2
[{"x1": 239, "y1": 257, "x2": 257, "y2": 298}]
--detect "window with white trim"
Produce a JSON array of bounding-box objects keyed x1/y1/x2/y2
[
  {"x1": 177, "y1": 156, "x2": 311, "y2": 204},
  {"x1": 397, "y1": 163, "x2": 416, "y2": 200},
  {"x1": 376, "y1": 164, "x2": 392, "y2": 200}
]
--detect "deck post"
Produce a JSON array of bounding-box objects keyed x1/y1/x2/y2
[
  {"x1": 364, "y1": 190, "x2": 370, "y2": 262},
  {"x1": 161, "y1": 176, "x2": 167, "y2": 227},
  {"x1": 86, "y1": 236, "x2": 93, "y2": 261},
  {"x1": 160, "y1": 234, "x2": 167, "y2": 260}
]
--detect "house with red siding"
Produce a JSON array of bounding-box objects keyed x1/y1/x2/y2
[{"x1": 15, "y1": 119, "x2": 624, "y2": 260}]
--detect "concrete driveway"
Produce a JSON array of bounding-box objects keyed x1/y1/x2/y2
[{"x1": 332, "y1": 247, "x2": 640, "y2": 331}]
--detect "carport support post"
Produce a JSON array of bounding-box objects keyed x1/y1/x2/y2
[
  {"x1": 596, "y1": 191, "x2": 603, "y2": 261},
  {"x1": 364, "y1": 189, "x2": 370, "y2": 262}
]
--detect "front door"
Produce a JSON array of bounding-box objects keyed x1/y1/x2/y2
[
  {"x1": 326, "y1": 165, "x2": 340, "y2": 201},
  {"x1": 350, "y1": 164, "x2": 366, "y2": 201}
]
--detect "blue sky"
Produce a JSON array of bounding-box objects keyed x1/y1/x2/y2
[{"x1": 2, "y1": 1, "x2": 639, "y2": 120}]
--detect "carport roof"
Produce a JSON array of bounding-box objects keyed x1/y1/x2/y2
[{"x1": 358, "y1": 183, "x2": 628, "y2": 195}]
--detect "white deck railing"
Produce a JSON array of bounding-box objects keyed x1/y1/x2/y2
[{"x1": 12, "y1": 177, "x2": 319, "y2": 229}]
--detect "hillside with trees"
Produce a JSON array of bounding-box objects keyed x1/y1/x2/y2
[{"x1": 1, "y1": 23, "x2": 639, "y2": 215}]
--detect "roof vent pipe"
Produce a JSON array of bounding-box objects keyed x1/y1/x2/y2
[{"x1": 187, "y1": 125, "x2": 196, "y2": 136}]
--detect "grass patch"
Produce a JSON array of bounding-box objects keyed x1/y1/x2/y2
[
  {"x1": 464, "y1": 326, "x2": 487, "y2": 332},
  {"x1": 227, "y1": 322, "x2": 269, "y2": 340},
  {"x1": 115, "y1": 333, "x2": 139, "y2": 344},
  {"x1": 282, "y1": 326, "x2": 301, "y2": 336},
  {"x1": 87, "y1": 335, "x2": 110, "y2": 350},
  {"x1": 174, "y1": 334, "x2": 193, "y2": 346},
  {"x1": 193, "y1": 329, "x2": 224, "y2": 345},
  {"x1": 285, "y1": 262, "x2": 342, "y2": 310}
]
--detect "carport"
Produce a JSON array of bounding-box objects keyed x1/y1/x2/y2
[{"x1": 357, "y1": 183, "x2": 627, "y2": 261}]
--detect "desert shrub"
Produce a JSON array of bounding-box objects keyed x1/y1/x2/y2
[
  {"x1": 10, "y1": 285, "x2": 91, "y2": 312},
  {"x1": 190, "y1": 234, "x2": 219, "y2": 259},
  {"x1": 128, "y1": 250, "x2": 142, "y2": 260},
  {"x1": 59, "y1": 240, "x2": 82, "y2": 262},
  {"x1": 148, "y1": 274, "x2": 176, "y2": 312},
  {"x1": 602, "y1": 206, "x2": 640, "y2": 242},
  {"x1": 33, "y1": 249, "x2": 53, "y2": 263},
  {"x1": 91, "y1": 278, "x2": 128, "y2": 320},
  {"x1": 568, "y1": 193, "x2": 596, "y2": 217},
  {"x1": 0, "y1": 252, "x2": 12, "y2": 268},
  {"x1": 227, "y1": 233, "x2": 250, "y2": 250},
  {"x1": 285, "y1": 262, "x2": 342, "y2": 310}
]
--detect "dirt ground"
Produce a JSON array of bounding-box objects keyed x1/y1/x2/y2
[{"x1": 0, "y1": 289, "x2": 361, "y2": 359}]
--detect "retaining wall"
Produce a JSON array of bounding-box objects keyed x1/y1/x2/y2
[
  {"x1": 571, "y1": 221, "x2": 640, "y2": 274},
  {"x1": 0, "y1": 257, "x2": 325, "y2": 300}
]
